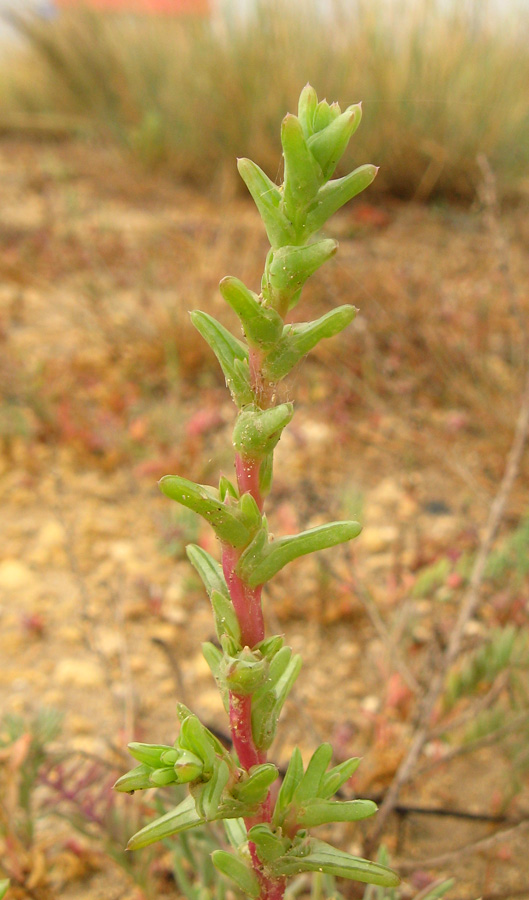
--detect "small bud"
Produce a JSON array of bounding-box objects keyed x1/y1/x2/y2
[
  {"x1": 297, "y1": 83, "x2": 318, "y2": 138},
  {"x1": 307, "y1": 104, "x2": 362, "y2": 180},
  {"x1": 232, "y1": 403, "x2": 294, "y2": 459}
]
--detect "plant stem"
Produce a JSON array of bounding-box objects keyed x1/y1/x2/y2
[{"x1": 227, "y1": 386, "x2": 285, "y2": 897}]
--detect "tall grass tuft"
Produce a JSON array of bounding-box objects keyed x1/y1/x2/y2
[{"x1": 2, "y1": 0, "x2": 529, "y2": 199}]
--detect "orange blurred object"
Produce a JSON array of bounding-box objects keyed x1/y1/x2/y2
[{"x1": 54, "y1": 0, "x2": 210, "y2": 14}]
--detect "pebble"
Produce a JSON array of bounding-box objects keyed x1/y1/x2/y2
[
  {"x1": 54, "y1": 658, "x2": 106, "y2": 689},
  {"x1": 0, "y1": 559, "x2": 35, "y2": 590},
  {"x1": 361, "y1": 525, "x2": 399, "y2": 553}
]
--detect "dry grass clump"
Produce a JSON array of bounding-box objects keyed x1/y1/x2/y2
[{"x1": 1, "y1": 0, "x2": 528, "y2": 200}]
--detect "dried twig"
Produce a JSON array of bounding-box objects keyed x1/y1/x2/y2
[
  {"x1": 366, "y1": 361, "x2": 529, "y2": 853},
  {"x1": 396, "y1": 818, "x2": 529, "y2": 873}
]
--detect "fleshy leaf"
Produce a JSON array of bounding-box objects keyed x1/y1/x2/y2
[
  {"x1": 305, "y1": 164, "x2": 378, "y2": 235},
  {"x1": 271, "y1": 837, "x2": 400, "y2": 886},
  {"x1": 127, "y1": 742, "x2": 174, "y2": 768},
  {"x1": 263, "y1": 305, "x2": 356, "y2": 380},
  {"x1": 113, "y1": 763, "x2": 153, "y2": 793},
  {"x1": 273, "y1": 747, "x2": 304, "y2": 826},
  {"x1": 281, "y1": 114, "x2": 323, "y2": 222},
  {"x1": 319, "y1": 757, "x2": 361, "y2": 798},
  {"x1": 149, "y1": 767, "x2": 178, "y2": 786},
  {"x1": 232, "y1": 403, "x2": 294, "y2": 458},
  {"x1": 296, "y1": 797, "x2": 377, "y2": 827},
  {"x1": 232, "y1": 763, "x2": 279, "y2": 805},
  {"x1": 292, "y1": 743, "x2": 334, "y2": 804},
  {"x1": 237, "y1": 158, "x2": 295, "y2": 249},
  {"x1": 297, "y1": 83, "x2": 318, "y2": 138},
  {"x1": 264, "y1": 240, "x2": 337, "y2": 309},
  {"x1": 127, "y1": 794, "x2": 204, "y2": 850},
  {"x1": 307, "y1": 104, "x2": 362, "y2": 179},
  {"x1": 0, "y1": 880, "x2": 10, "y2": 900},
  {"x1": 194, "y1": 759, "x2": 230, "y2": 819},
  {"x1": 219, "y1": 276, "x2": 283, "y2": 347},
  {"x1": 252, "y1": 653, "x2": 302, "y2": 750},
  {"x1": 248, "y1": 823, "x2": 290, "y2": 863},
  {"x1": 210, "y1": 589, "x2": 241, "y2": 644},
  {"x1": 160, "y1": 476, "x2": 251, "y2": 548},
  {"x1": 190, "y1": 310, "x2": 253, "y2": 406},
  {"x1": 211, "y1": 850, "x2": 261, "y2": 899},
  {"x1": 237, "y1": 521, "x2": 362, "y2": 587}
]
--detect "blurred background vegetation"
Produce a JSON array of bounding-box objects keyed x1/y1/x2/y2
[{"x1": 1, "y1": 0, "x2": 528, "y2": 201}]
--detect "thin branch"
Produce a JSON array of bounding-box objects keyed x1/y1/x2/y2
[
  {"x1": 365, "y1": 362, "x2": 529, "y2": 853},
  {"x1": 396, "y1": 818, "x2": 529, "y2": 874}
]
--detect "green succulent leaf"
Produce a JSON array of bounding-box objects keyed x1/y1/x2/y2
[
  {"x1": 237, "y1": 158, "x2": 295, "y2": 249},
  {"x1": 248, "y1": 823, "x2": 290, "y2": 863},
  {"x1": 0, "y1": 880, "x2": 10, "y2": 900},
  {"x1": 211, "y1": 850, "x2": 261, "y2": 899},
  {"x1": 186, "y1": 544, "x2": 229, "y2": 598},
  {"x1": 319, "y1": 756, "x2": 361, "y2": 798},
  {"x1": 113, "y1": 763, "x2": 153, "y2": 794},
  {"x1": 264, "y1": 240, "x2": 337, "y2": 310},
  {"x1": 179, "y1": 715, "x2": 217, "y2": 774},
  {"x1": 174, "y1": 750, "x2": 204, "y2": 783},
  {"x1": 149, "y1": 766, "x2": 178, "y2": 786},
  {"x1": 127, "y1": 742, "x2": 175, "y2": 768},
  {"x1": 233, "y1": 403, "x2": 294, "y2": 458},
  {"x1": 263, "y1": 305, "x2": 356, "y2": 380},
  {"x1": 293, "y1": 743, "x2": 334, "y2": 804},
  {"x1": 297, "y1": 83, "x2": 318, "y2": 138},
  {"x1": 202, "y1": 641, "x2": 229, "y2": 710},
  {"x1": 237, "y1": 520, "x2": 362, "y2": 587},
  {"x1": 305, "y1": 164, "x2": 378, "y2": 235},
  {"x1": 219, "y1": 275, "x2": 284, "y2": 347},
  {"x1": 313, "y1": 99, "x2": 335, "y2": 132},
  {"x1": 190, "y1": 309, "x2": 253, "y2": 406},
  {"x1": 271, "y1": 837, "x2": 400, "y2": 886},
  {"x1": 251, "y1": 653, "x2": 302, "y2": 750},
  {"x1": 232, "y1": 763, "x2": 279, "y2": 805},
  {"x1": 296, "y1": 797, "x2": 377, "y2": 827},
  {"x1": 194, "y1": 758, "x2": 230, "y2": 819},
  {"x1": 307, "y1": 104, "x2": 362, "y2": 180},
  {"x1": 281, "y1": 113, "x2": 323, "y2": 222},
  {"x1": 160, "y1": 476, "x2": 251, "y2": 548},
  {"x1": 210, "y1": 589, "x2": 242, "y2": 644},
  {"x1": 127, "y1": 794, "x2": 204, "y2": 850},
  {"x1": 273, "y1": 747, "x2": 304, "y2": 826},
  {"x1": 224, "y1": 816, "x2": 248, "y2": 850}
]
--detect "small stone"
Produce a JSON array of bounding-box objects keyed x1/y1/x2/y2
[
  {"x1": 361, "y1": 525, "x2": 398, "y2": 553},
  {"x1": 54, "y1": 658, "x2": 105, "y2": 689},
  {"x1": 30, "y1": 520, "x2": 66, "y2": 565},
  {"x1": 0, "y1": 560, "x2": 34, "y2": 590}
]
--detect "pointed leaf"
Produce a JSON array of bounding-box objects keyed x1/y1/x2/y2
[
  {"x1": 319, "y1": 756, "x2": 361, "y2": 798},
  {"x1": 306, "y1": 164, "x2": 378, "y2": 235},
  {"x1": 196, "y1": 759, "x2": 230, "y2": 820},
  {"x1": 248, "y1": 824, "x2": 289, "y2": 863},
  {"x1": 293, "y1": 743, "x2": 333, "y2": 804},
  {"x1": 160, "y1": 476, "x2": 251, "y2": 548},
  {"x1": 0, "y1": 880, "x2": 10, "y2": 900},
  {"x1": 219, "y1": 275, "x2": 283, "y2": 347},
  {"x1": 190, "y1": 310, "x2": 253, "y2": 406},
  {"x1": 273, "y1": 747, "x2": 304, "y2": 826},
  {"x1": 149, "y1": 767, "x2": 178, "y2": 786},
  {"x1": 265, "y1": 240, "x2": 337, "y2": 309},
  {"x1": 127, "y1": 794, "x2": 204, "y2": 850},
  {"x1": 313, "y1": 99, "x2": 334, "y2": 132},
  {"x1": 127, "y1": 742, "x2": 174, "y2": 768},
  {"x1": 296, "y1": 797, "x2": 377, "y2": 827},
  {"x1": 237, "y1": 158, "x2": 295, "y2": 249},
  {"x1": 211, "y1": 850, "x2": 261, "y2": 899},
  {"x1": 237, "y1": 521, "x2": 362, "y2": 587},
  {"x1": 281, "y1": 113, "x2": 323, "y2": 221},
  {"x1": 233, "y1": 403, "x2": 294, "y2": 458},
  {"x1": 297, "y1": 83, "x2": 318, "y2": 138},
  {"x1": 232, "y1": 763, "x2": 279, "y2": 804},
  {"x1": 263, "y1": 305, "x2": 356, "y2": 380},
  {"x1": 307, "y1": 104, "x2": 362, "y2": 179},
  {"x1": 210, "y1": 589, "x2": 241, "y2": 644},
  {"x1": 179, "y1": 715, "x2": 216, "y2": 774},
  {"x1": 113, "y1": 763, "x2": 153, "y2": 794},
  {"x1": 223, "y1": 817, "x2": 248, "y2": 850},
  {"x1": 272, "y1": 838, "x2": 400, "y2": 886}
]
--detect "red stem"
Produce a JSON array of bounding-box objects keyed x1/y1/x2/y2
[{"x1": 224, "y1": 439, "x2": 285, "y2": 898}]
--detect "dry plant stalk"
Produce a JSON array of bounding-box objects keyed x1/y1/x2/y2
[{"x1": 114, "y1": 85, "x2": 400, "y2": 898}]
